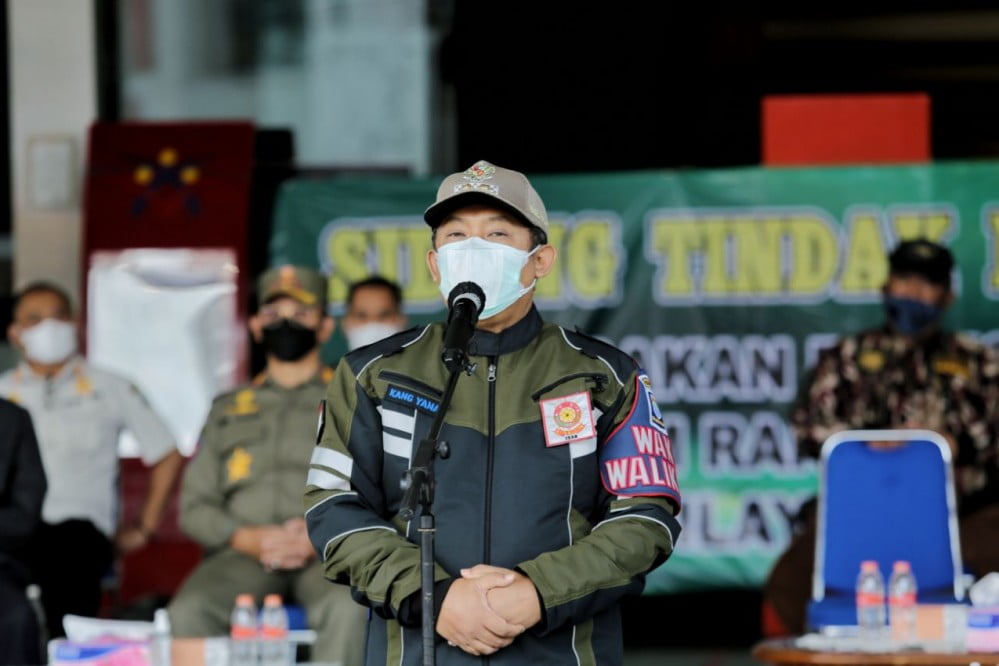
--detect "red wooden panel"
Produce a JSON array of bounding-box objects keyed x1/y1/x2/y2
[
  {"x1": 80, "y1": 121, "x2": 256, "y2": 353},
  {"x1": 762, "y1": 93, "x2": 931, "y2": 166},
  {"x1": 117, "y1": 457, "x2": 202, "y2": 606}
]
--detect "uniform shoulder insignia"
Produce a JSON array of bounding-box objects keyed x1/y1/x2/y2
[
  {"x1": 932, "y1": 356, "x2": 970, "y2": 379},
  {"x1": 226, "y1": 388, "x2": 260, "y2": 415},
  {"x1": 321, "y1": 366, "x2": 335, "y2": 384},
  {"x1": 75, "y1": 374, "x2": 94, "y2": 396},
  {"x1": 857, "y1": 349, "x2": 885, "y2": 373}
]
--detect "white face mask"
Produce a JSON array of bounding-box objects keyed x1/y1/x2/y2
[
  {"x1": 435, "y1": 237, "x2": 539, "y2": 320},
  {"x1": 345, "y1": 322, "x2": 404, "y2": 351},
  {"x1": 20, "y1": 318, "x2": 78, "y2": 364}
]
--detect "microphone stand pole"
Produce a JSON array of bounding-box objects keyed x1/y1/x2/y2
[{"x1": 398, "y1": 360, "x2": 468, "y2": 666}]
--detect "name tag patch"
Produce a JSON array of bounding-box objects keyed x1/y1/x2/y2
[
  {"x1": 539, "y1": 391, "x2": 596, "y2": 447},
  {"x1": 385, "y1": 384, "x2": 440, "y2": 416}
]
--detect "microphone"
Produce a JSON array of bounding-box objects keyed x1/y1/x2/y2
[{"x1": 441, "y1": 282, "x2": 485, "y2": 372}]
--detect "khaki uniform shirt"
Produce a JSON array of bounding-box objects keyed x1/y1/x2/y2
[
  {"x1": 792, "y1": 327, "x2": 999, "y2": 510},
  {"x1": 0, "y1": 357, "x2": 176, "y2": 536},
  {"x1": 180, "y1": 368, "x2": 333, "y2": 550}
]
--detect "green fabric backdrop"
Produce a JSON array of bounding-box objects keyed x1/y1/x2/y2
[{"x1": 271, "y1": 161, "x2": 999, "y2": 593}]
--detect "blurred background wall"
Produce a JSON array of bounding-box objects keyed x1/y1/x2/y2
[{"x1": 6, "y1": 0, "x2": 999, "y2": 304}]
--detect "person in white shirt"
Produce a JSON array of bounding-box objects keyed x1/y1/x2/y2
[{"x1": 0, "y1": 282, "x2": 184, "y2": 636}]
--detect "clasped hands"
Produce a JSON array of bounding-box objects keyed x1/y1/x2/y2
[
  {"x1": 231, "y1": 518, "x2": 315, "y2": 571},
  {"x1": 259, "y1": 518, "x2": 315, "y2": 571},
  {"x1": 436, "y1": 564, "x2": 542, "y2": 657}
]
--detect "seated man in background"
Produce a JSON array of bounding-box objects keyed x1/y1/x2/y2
[
  {"x1": 340, "y1": 275, "x2": 408, "y2": 352},
  {"x1": 168, "y1": 265, "x2": 366, "y2": 665},
  {"x1": 765, "y1": 239, "x2": 999, "y2": 634},
  {"x1": 0, "y1": 397, "x2": 46, "y2": 665},
  {"x1": 0, "y1": 282, "x2": 184, "y2": 636}
]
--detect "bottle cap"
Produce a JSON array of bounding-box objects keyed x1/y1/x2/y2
[
  {"x1": 861, "y1": 560, "x2": 879, "y2": 572},
  {"x1": 235, "y1": 593, "x2": 254, "y2": 606},
  {"x1": 893, "y1": 560, "x2": 911, "y2": 572},
  {"x1": 264, "y1": 593, "x2": 283, "y2": 607}
]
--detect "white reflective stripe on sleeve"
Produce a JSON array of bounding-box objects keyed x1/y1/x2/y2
[
  {"x1": 382, "y1": 431, "x2": 412, "y2": 459},
  {"x1": 306, "y1": 467, "x2": 350, "y2": 491},
  {"x1": 376, "y1": 405, "x2": 416, "y2": 435},
  {"x1": 309, "y1": 447, "x2": 353, "y2": 478}
]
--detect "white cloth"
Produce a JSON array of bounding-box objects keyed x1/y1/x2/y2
[
  {"x1": 0, "y1": 357, "x2": 176, "y2": 536},
  {"x1": 87, "y1": 248, "x2": 240, "y2": 455}
]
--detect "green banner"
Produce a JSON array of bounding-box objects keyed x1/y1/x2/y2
[{"x1": 271, "y1": 161, "x2": 999, "y2": 594}]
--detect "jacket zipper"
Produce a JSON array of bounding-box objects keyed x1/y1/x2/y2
[
  {"x1": 484, "y1": 358, "x2": 497, "y2": 666},
  {"x1": 484, "y1": 359, "x2": 497, "y2": 567},
  {"x1": 529, "y1": 372, "x2": 608, "y2": 401}
]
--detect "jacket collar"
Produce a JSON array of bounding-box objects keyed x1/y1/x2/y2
[
  {"x1": 253, "y1": 366, "x2": 331, "y2": 390},
  {"x1": 467, "y1": 305, "x2": 543, "y2": 358},
  {"x1": 15, "y1": 355, "x2": 84, "y2": 384}
]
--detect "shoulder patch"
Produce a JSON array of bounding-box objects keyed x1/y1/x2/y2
[
  {"x1": 540, "y1": 391, "x2": 596, "y2": 446},
  {"x1": 932, "y1": 356, "x2": 970, "y2": 379},
  {"x1": 857, "y1": 349, "x2": 885, "y2": 373},
  {"x1": 75, "y1": 374, "x2": 95, "y2": 396},
  {"x1": 599, "y1": 371, "x2": 681, "y2": 507},
  {"x1": 226, "y1": 388, "x2": 260, "y2": 416}
]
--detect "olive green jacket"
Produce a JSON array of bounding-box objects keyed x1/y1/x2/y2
[{"x1": 305, "y1": 308, "x2": 681, "y2": 665}]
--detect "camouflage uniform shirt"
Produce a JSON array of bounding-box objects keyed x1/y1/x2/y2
[{"x1": 792, "y1": 326, "x2": 999, "y2": 514}]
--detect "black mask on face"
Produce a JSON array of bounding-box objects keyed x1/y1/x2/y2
[{"x1": 261, "y1": 319, "x2": 317, "y2": 361}]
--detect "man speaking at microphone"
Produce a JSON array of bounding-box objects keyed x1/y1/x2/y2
[{"x1": 305, "y1": 160, "x2": 681, "y2": 664}]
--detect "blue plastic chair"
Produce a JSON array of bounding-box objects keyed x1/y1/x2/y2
[
  {"x1": 285, "y1": 604, "x2": 308, "y2": 631},
  {"x1": 807, "y1": 429, "x2": 966, "y2": 630}
]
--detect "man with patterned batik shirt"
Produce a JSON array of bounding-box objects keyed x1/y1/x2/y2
[
  {"x1": 304, "y1": 161, "x2": 681, "y2": 665},
  {"x1": 765, "y1": 238, "x2": 999, "y2": 634}
]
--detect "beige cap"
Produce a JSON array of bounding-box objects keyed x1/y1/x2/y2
[
  {"x1": 424, "y1": 160, "x2": 549, "y2": 235},
  {"x1": 257, "y1": 265, "x2": 327, "y2": 307}
]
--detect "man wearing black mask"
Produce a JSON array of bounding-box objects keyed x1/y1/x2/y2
[
  {"x1": 169, "y1": 265, "x2": 367, "y2": 665},
  {"x1": 764, "y1": 239, "x2": 999, "y2": 634}
]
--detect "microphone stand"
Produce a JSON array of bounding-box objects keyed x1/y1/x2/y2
[{"x1": 398, "y1": 356, "x2": 471, "y2": 665}]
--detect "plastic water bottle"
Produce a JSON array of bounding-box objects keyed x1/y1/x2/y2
[
  {"x1": 259, "y1": 594, "x2": 292, "y2": 666},
  {"x1": 229, "y1": 593, "x2": 258, "y2": 666},
  {"x1": 889, "y1": 560, "x2": 919, "y2": 645},
  {"x1": 152, "y1": 608, "x2": 172, "y2": 666},
  {"x1": 856, "y1": 560, "x2": 886, "y2": 645}
]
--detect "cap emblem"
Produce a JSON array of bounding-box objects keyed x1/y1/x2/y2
[
  {"x1": 453, "y1": 161, "x2": 500, "y2": 195},
  {"x1": 279, "y1": 266, "x2": 299, "y2": 291},
  {"x1": 466, "y1": 161, "x2": 495, "y2": 180}
]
